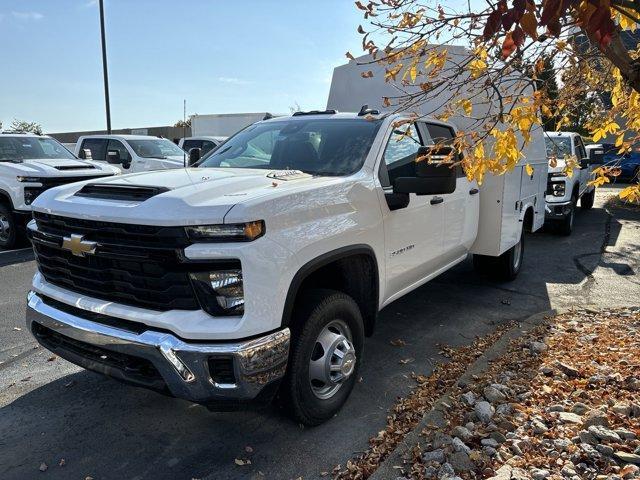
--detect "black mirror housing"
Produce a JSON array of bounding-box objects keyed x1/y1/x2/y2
[{"x1": 188, "y1": 147, "x2": 201, "y2": 166}]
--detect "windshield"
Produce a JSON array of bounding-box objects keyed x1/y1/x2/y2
[
  {"x1": 126, "y1": 138, "x2": 185, "y2": 158},
  {"x1": 197, "y1": 118, "x2": 382, "y2": 176},
  {"x1": 0, "y1": 136, "x2": 75, "y2": 162},
  {"x1": 545, "y1": 137, "x2": 572, "y2": 158}
]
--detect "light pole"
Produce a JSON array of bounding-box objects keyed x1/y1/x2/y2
[{"x1": 99, "y1": 0, "x2": 112, "y2": 134}]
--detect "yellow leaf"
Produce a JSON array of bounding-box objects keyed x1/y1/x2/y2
[
  {"x1": 410, "y1": 63, "x2": 418, "y2": 82},
  {"x1": 525, "y1": 164, "x2": 534, "y2": 176}
]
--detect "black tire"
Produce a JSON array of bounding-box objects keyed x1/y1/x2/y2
[
  {"x1": 473, "y1": 229, "x2": 524, "y2": 282},
  {"x1": 280, "y1": 289, "x2": 364, "y2": 426},
  {"x1": 580, "y1": 189, "x2": 595, "y2": 210},
  {"x1": 558, "y1": 199, "x2": 575, "y2": 236},
  {"x1": 0, "y1": 203, "x2": 18, "y2": 249}
]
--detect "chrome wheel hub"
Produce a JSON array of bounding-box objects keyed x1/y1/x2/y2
[
  {"x1": 309, "y1": 319, "x2": 356, "y2": 400},
  {"x1": 0, "y1": 214, "x2": 10, "y2": 242},
  {"x1": 513, "y1": 239, "x2": 522, "y2": 270}
]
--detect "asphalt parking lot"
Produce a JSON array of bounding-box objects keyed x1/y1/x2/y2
[{"x1": 0, "y1": 185, "x2": 638, "y2": 480}]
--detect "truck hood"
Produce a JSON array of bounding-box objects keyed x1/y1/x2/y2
[
  {"x1": 1, "y1": 157, "x2": 119, "y2": 176},
  {"x1": 32, "y1": 168, "x2": 341, "y2": 226},
  {"x1": 547, "y1": 157, "x2": 569, "y2": 175}
]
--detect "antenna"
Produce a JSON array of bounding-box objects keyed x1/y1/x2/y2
[{"x1": 183, "y1": 99, "x2": 186, "y2": 168}]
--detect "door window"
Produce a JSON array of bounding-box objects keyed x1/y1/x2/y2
[
  {"x1": 422, "y1": 123, "x2": 464, "y2": 177},
  {"x1": 574, "y1": 137, "x2": 587, "y2": 159},
  {"x1": 380, "y1": 124, "x2": 423, "y2": 187},
  {"x1": 201, "y1": 140, "x2": 216, "y2": 155},
  {"x1": 106, "y1": 139, "x2": 131, "y2": 161},
  {"x1": 182, "y1": 140, "x2": 202, "y2": 152},
  {"x1": 80, "y1": 138, "x2": 108, "y2": 161}
]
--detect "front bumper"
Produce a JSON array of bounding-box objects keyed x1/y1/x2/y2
[
  {"x1": 545, "y1": 200, "x2": 572, "y2": 220},
  {"x1": 26, "y1": 292, "x2": 290, "y2": 405}
]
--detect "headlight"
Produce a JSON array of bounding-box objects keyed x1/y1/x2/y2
[
  {"x1": 551, "y1": 182, "x2": 565, "y2": 197},
  {"x1": 24, "y1": 187, "x2": 42, "y2": 205},
  {"x1": 17, "y1": 176, "x2": 42, "y2": 183},
  {"x1": 185, "y1": 220, "x2": 265, "y2": 242},
  {"x1": 190, "y1": 265, "x2": 244, "y2": 316}
]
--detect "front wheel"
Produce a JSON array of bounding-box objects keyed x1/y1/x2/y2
[
  {"x1": 558, "y1": 199, "x2": 576, "y2": 236},
  {"x1": 0, "y1": 204, "x2": 18, "y2": 249},
  {"x1": 280, "y1": 289, "x2": 364, "y2": 426},
  {"x1": 580, "y1": 189, "x2": 595, "y2": 210}
]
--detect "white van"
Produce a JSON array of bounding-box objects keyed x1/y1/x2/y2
[{"x1": 74, "y1": 134, "x2": 186, "y2": 172}]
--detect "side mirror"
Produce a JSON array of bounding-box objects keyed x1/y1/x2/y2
[
  {"x1": 106, "y1": 149, "x2": 121, "y2": 164},
  {"x1": 394, "y1": 145, "x2": 457, "y2": 195},
  {"x1": 188, "y1": 147, "x2": 201, "y2": 166},
  {"x1": 79, "y1": 149, "x2": 92, "y2": 160},
  {"x1": 588, "y1": 148, "x2": 604, "y2": 165}
]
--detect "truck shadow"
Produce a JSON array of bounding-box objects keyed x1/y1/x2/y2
[{"x1": 0, "y1": 199, "x2": 637, "y2": 480}]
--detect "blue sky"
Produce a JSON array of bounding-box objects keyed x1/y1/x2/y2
[{"x1": 0, "y1": 0, "x2": 365, "y2": 133}]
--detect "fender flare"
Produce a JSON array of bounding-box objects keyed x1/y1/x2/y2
[{"x1": 281, "y1": 244, "x2": 379, "y2": 333}]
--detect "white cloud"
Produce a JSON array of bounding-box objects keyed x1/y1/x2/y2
[
  {"x1": 84, "y1": 0, "x2": 98, "y2": 7},
  {"x1": 217, "y1": 77, "x2": 253, "y2": 86},
  {"x1": 12, "y1": 11, "x2": 44, "y2": 21}
]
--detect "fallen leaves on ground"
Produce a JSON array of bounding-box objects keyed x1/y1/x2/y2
[
  {"x1": 332, "y1": 324, "x2": 514, "y2": 479},
  {"x1": 392, "y1": 307, "x2": 640, "y2": 479}
]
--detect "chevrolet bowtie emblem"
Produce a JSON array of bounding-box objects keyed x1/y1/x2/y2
[{"x1": 61, "y1": 234, "x2": 97, "y2": 257}]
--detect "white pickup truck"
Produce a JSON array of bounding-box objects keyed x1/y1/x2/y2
[
  {"x1": 0, "y1": 132, "x2": 118, "y2": 249},
  {"x1": 25, "y1": 107, "x2": 547, "y2": 425},
  {"x1": 544, "y1": 131, "x2": 597, "y2": 235},
  {"x1": 74, "y1": 134, "x2": 187, "y2": 172}
]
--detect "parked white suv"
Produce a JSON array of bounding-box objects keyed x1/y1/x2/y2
[
  {"x1": 0, "y1": 132, "x2": 118, "y2": 248},
  {"x1": 26, "y1": 111, "x2": 546, "y2": 425},
  {"x1": 544, "y1": 131, "x2": 597, "y2": 235},
  {"x1": 74, "y1": 134, "x2": 187, "y2": 172}
]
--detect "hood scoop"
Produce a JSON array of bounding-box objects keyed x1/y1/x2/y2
[
  {"x1": 74, "y1": 183, "x2": 170, "y2": 202},
  {"x1": 55, "y1": 164, "x2": 96, "y2": 171}
]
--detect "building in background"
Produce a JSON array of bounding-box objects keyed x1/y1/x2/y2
[{"x1": 50, "y1": 125, "x2": 190, "y2": 145}]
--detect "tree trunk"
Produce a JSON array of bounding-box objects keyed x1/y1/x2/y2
[{"x1": 584, "y1": 26, "x2": 640, "y2": 93}]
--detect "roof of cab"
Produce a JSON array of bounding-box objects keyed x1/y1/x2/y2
[{"x1": 77, "y1": 134, "x2": 163, "y2": 140}]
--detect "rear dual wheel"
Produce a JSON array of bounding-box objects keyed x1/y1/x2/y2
[
  {"x1": 280, "y1": 289, "x2": 364, "y2": 426},
  {"x1": 473, "y1": 229, "x2": 524, "y2": 281}
]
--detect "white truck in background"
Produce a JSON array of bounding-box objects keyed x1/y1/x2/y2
[
  {"x1": 0, "y1": 132, "x2": 118, "y2": 248},
  {"x1": 25, "y1": 46, "x2": 547, "y2": 425},
  {"x1": 544, "y1": 131, "x2": 598, "y2": 235},
  {"x1": 74, "y1": 134, "x2": 187, "y2": 173}
]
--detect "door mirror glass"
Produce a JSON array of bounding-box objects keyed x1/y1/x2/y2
[
  {"x1": 394, "y1": 145, "x2": 456, "y2": 195},
  {"x1": 188, "y1": 147, "x2": 201, "y2": 166},
  {"x1": 587, "y1": 148, "x2": 604, "y2": 165},
  {"x1": 106, "y1": 149, "x2": 121, "y2": 163}
]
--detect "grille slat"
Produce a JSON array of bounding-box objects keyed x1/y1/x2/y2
[{"x1": 32, "y1": 213, "x2": 200, "y2": 311}]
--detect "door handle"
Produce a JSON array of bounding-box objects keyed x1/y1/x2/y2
[
  {"x1": 430, "y1": 196, "x2": 444, "y2": 205},
  {"x1": 469, "y1": 188, "x2": 479, "y2": 195}
]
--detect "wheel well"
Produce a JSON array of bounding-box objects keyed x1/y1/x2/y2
[
  {"x1": 523, "y1": 206, "x2": 534, "y2": 233},
  {"x1": 283, "y1": 247, "x2": 379, "y2": 337},
  {"x1": 0, "y1": 190, "x2": 13, "y2": 209},
  {"x1": 572, "y1": 183, "x2": 580, "y2": 199}
]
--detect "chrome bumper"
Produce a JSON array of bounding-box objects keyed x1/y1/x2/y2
[
  {"x1": 545, "y1": 200, "x2": 572, "y2": 219},
  {"x1": 26, "y1": 292, "x2": 290, "y2": 404}
]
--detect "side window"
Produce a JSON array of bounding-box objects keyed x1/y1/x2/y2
[
  {"x1": 107, "y1": 139, "x2": 131, "y2": 161},
  {"x1": 379, "y1": 124, "x2": 423, "y2": 187},
  {"x1": 182, "y1": 140, "x2": 202, "y2": 152},
  {"x1": 80, "y1": 138, "x2": 108, "y2": 161},
  {"x1": 422, "y1": 123, "x2": 465, "y2": 178},
  {"x1": 201, "y1": 141, "x2": 216, "y2": 155}
]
